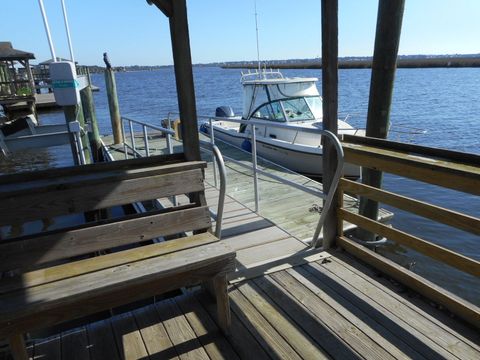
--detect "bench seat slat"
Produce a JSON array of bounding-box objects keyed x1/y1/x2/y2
[
  {"x1": 0, "y1": 232, "x2": 218, "y2": 295},
  {"x1": 0, "y1": 206, "x2": 211, "y2": 272},
  {"x1": 0, "y1": 240, "x2": 235, "y2": 337},
  {"x1": 0, "y1": 160, "x2": 207, "y2": 194},
  {"x1": 0, "y1": 168, "x2": 205, "y2": 227},
  {"x1": 0, "y1": 153, "x2": 190, "y2": 186}
]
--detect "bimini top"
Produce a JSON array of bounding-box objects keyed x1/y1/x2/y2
[{"x1": 241, "y1": 69, "x2": 321, "y2": 119}]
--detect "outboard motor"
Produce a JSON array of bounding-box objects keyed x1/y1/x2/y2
[{"x1": 215, "y1": 106, "x2": 235, "y2": 118}]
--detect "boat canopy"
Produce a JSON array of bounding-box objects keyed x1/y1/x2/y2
[{"x1": 242, "y1": 77, "x2": 321, "y2": 120}]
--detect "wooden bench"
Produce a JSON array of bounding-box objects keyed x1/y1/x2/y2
[{"x1": 0, "y1": 154, "x2": 236, "y2": 360}]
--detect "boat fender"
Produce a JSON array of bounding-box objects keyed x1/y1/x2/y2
[{"x1": 241, "y1": 139, "x2": 252, "y2": 152}]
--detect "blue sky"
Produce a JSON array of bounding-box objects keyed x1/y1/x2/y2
[{"x1": 1, "y1": 0, "x2": 479, "y2": 66}]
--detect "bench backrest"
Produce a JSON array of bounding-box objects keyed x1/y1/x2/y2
[{"x1": 0, "y1": 155, "x2": 211, "y2": 273}]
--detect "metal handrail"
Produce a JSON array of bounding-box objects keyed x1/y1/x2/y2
[
  {"x1": 199, "y1": 141, "x2": 227, "y2": 239},
  {"x1": 120, "y1": 116, "x2": 174, "y2": 158},
  {"x1": 118, "y1": 116, "x2": 227, "y2": 239},
  {"x1": 196, "y1": 115, "x2": 345, "y2": 248}
]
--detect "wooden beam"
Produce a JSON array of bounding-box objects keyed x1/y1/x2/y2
[
  {"x1": 148, "y1": 0, "x2": 172, "y2": 17},
  {"x1": 342, "y1": 143, "x2": 480, "y2": 195},
  {"x1": 169, "y1": 0, "x2": 201, "y2": 161},
  {"x1": 340, "y1": 178, "x2": 480, "y2": 236},
  {"x1": 337, "y1": 236, "x2": 480, "y2": 329},
  {"x1": 343, "y1": 135, "x2": 480, "y2": 166},
  {"x1": 359, "y1": 0, "x2": 405, "y2": 241},
  {"x1": 319, "y1": 0, "x2": 338, "y2": 249},
  {"x1": 339, "y1": 209, "x2": 480, "y2": 277}
]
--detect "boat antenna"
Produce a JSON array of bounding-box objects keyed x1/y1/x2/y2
[
  {"x1": 60, "y1": 0, "x2": 75, "y2": 64},
  {"x1": 38, "y1": 0, "x2": 57, "y2": 62},
  {"x1": 254, "y1": 0, "x2": 261, "y2": 75}
]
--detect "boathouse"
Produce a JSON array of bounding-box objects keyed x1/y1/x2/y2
[
  {"x1": 0, "y1": 1, "x2": 478, "y2": 359},
  {"x1": 0, "y1": 42, "x2": 36, "y2": 121}
]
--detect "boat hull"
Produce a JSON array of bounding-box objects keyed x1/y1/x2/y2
[{"x1": 202, "y1": 124, "x2": 360, "y2": 179}]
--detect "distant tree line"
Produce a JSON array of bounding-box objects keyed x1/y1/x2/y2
[{"x1": 84, "y1": 54, "x2": 480, "y2": 72}]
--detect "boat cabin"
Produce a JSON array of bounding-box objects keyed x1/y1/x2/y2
[{"x1": 241, "y1": 70, "x2": 323, "y2": 123}]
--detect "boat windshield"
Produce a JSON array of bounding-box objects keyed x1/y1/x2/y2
[{"x1": 251, "y1": 96, "x2": 322, "y2": 122}]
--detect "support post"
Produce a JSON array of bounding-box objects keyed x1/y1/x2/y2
[
  {"x1": 320, "y1": 0, "x2": 339, "y2": 249},
  {"x1": 80, "y1": 85, "x2": 102, "y2": 162},
  {"x1": 169, "y1": 0, "x2": 201, "y2": 161},
  {"x1": 25, "y1": 60, "x2": 35, "y2": 95},
  {"x1": 8, "y1": 334, "x2": 28, "y2": 360},
  {"x1": 358, "y1": 0, "x2": 405, "y2": 241},
  {"x1": 64, "y1": 104, "x2": 92, "y2": 165},
  {"x1": 104, "y1": 68, "x2": 123, "y2": 144}
]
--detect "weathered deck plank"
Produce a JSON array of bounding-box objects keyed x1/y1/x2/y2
[
  {"x1": 132, "y1": 305, "x2": 180, "y2": 359},
  {"x1": 86, "y1": 319, "x2": 121, "y2": 360},
  {"x1": 31, "y1": 335, "x2": 61, "y2": 360},
  {"x1": 26, "y1": 253, "x2": 480, "y2": 360},
  {"x1": 111, "y1": 312, "x2": 149, "y2": 360},
  {"x1": 155, "y1": 299, "x2": 210, "y2": 360},
  {"x1": 61, "y1": 328, "x2": 90, "y2": 360}
]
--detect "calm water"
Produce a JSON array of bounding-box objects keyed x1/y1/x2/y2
[{"x1": 2, "y1": 67, "x2": 479, "y2": 305}]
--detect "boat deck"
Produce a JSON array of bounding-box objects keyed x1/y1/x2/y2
[{"x1": 19, "y1": 251, "x2": 480, "y2": 360}]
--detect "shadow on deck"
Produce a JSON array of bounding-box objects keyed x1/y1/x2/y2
[{"x1": 20, "y1": 251, "x2": 480, "y2": 360}]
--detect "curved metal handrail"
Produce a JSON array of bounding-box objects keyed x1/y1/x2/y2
[
  {"x1": 172, "y1": 113, "x2": 346, "y2": 247},
  {"x1": 199, "y1": 140, "x2": 227, "y2": 239},
  {"x1": 310, "y1": 130, "x2": 344, "y2": 248}
]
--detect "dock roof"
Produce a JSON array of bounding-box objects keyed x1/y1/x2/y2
[{"x1": 0, "y1": 42, "x2": 35, "y2": 61}]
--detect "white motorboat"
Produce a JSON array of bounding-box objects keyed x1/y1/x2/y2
[{"x1": 200, "y1": 70, "x2": 363, "y2": 178}]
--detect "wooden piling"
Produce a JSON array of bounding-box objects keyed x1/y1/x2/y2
[
  {"x1": 168, "y1": 0, "x2": 201, "y2": 161},
  {"x1": 80, "y1": 85, "x2": 102, "y2": 162},
  {"x1": 318, "y1": 0, "x2": 339, "y2": 249},
  {"x1": 63, "y1": 104, "x2": 92, "y2": 165},
  {"x1": 358, "y1": 0, "x2": 405, "y2": 241},
  {"x1": 104, "y1": 68, "x2": 123, "y2": 144}
]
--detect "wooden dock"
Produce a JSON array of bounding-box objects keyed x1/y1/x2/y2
[
  {"x1": 18, "y1": 251, "x2": 480, "y2": 360},
  {"x1": 4, "y1": 134, "x2": 473, "y2": 360},
  {"x1": 102, "y1": 133, "x2": 392, "y2": 281}
]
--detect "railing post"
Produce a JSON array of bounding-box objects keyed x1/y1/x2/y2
[
  {"x1": 64, "y1": 105, "x2": 92, "y2": 165},
  {"x1": 129, "y1": 120, "x2": 136, "y2": 157},
  {"x1": 320, "y1": 0, "x2": 339, "y2": 249},
  {"x1": 121, "y1": 118, "x2": 128, "y2": 159},
  {"x1": 251, "y1": 124, "x2": 259, "y2": 212},
  {"x1": 142, "y1": 125, "x2": 150, "y2": 157},
  {"x1": 209, "y1": 118, "x2": 218, "y2": 187},
  {"x1": 165, "y1": 115, "x2": 173, "y2": 154}
]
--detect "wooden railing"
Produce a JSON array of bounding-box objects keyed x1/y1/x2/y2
[{"x1": 337, "y1": 135, "x2": 480, "y2": 328}]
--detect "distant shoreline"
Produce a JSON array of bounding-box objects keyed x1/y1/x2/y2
[{"x1": 222, "y1": 56, "x2": 480, "y2": 69}]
